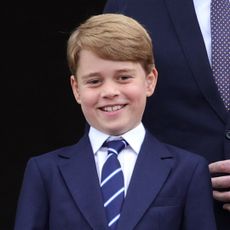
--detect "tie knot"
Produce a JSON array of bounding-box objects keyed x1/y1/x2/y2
[{"x1": 103, "y1": 139, "x2": 128, "y2": 156}]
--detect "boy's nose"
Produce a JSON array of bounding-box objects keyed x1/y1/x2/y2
[{"x1": 101, "y1": 82, "x2": 120, "y2": 98}]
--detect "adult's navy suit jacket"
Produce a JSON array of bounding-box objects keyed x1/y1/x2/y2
[
  {"x1": 104, "y1": 0, "x2": 230, "y2": 228},
  {"x1": 14, "y1": 131, "x2": 216, "y2": 230}
]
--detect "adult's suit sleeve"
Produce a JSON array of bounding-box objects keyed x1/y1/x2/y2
[
  {"x1": 14, "y1": 158, "x2": 49, "y2": 230},
  {"x1": 183, "y1": 157, "x2": 217, "y2": 230},
  {"x1": 104, "y1": 0, "x2": 124, "y2": 13}
]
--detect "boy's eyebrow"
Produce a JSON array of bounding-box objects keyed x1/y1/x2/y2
[
  {"x1": 79, "y1": 68, "x2": 137, "y2": 79},
  {"x1": 115, "y1": 68, "x2": 135, "y2": 74},
  {"x1": 80, "y1": 72, "x2": 101, "y2": 79}
]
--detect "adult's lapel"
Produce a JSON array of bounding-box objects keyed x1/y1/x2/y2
[
  {"x1": 58, "y1": 135, "x2": 108, "y2": 230},
  {"x1": 164, "y1": 0, "x2": 226, "y2": 122},
  {"x1": 117, "y1": 131, "x2": 173, "y2": 230}
]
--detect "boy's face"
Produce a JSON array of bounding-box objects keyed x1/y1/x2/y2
[{"x1": 71, "y1": 49, "x2": 157, "y2": 136}]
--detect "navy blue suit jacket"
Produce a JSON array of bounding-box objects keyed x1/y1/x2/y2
[
  {"x1": 14, "y1": 131, "x2": 216, "y2": 230},
  {"x1": 104, "y1": 0, "x2": 230, "y2": 228}
]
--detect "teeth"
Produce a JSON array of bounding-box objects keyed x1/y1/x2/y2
[{"x1": 103, "y1": 105, "x2": 123, "y2": 112}]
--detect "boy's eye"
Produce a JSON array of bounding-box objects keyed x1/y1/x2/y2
[
  {"x1": 119, "y1": 75, "x2": 132, "y2": 81},
  {"x1": 87, "y1": 79, "x2": 102, "y2": 85}
]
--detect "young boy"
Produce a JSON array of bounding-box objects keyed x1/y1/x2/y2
[{"x1": 14, "y1": 14, "x2": 216, "y2": 230}]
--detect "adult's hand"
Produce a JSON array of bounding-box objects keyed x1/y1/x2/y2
[{"x1": 209, "y1": 159, "x2": 230, "y2": 211}]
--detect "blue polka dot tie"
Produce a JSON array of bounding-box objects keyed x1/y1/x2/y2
[
  {"x1": 101, "y1": 139, "x2": 127, "y2": 229},
  {"x1": 211, "y1": 0, "x2": 230, "y2": 110}
]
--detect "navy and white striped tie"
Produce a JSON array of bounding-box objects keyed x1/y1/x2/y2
[{"x1": 101, "y1": 139, "x2": 127, "y2": 229}]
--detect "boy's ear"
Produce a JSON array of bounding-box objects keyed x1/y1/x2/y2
[
  {"x1": 146, "y1": 67, "x2": 158, "y2": 97},
  {"x1": 70, "y1": 75, "x2": 81, "y2": 104}
]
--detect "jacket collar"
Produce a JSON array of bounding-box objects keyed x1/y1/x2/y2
[{"x1": 164, "y1": 0, "x2": 227, "y2": 121}]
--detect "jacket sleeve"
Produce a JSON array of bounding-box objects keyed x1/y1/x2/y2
[
  {"x1": 14, "y1": 158, "x2": 49, "y2": 230},
  {"x1": 183, "y1": 157, "x2": 217, "y2": 230},
  {"x1": 103, "y1": 0, "x2": 126, "y2": 13}
]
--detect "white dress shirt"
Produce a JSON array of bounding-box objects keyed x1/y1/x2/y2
[
  {"x1": 88, "y1": 123, "x2": 146, "y2": 195},
  {"x1": 193, "y1": 0, "x2": 230, "y2": 65},
  {"x1": 193, "y1": 0, "x2": 211, "y2": 64}
]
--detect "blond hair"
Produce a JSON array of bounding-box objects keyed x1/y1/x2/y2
[{"x1": 67, "y1": 13, "x2": 154, "y2": 76}]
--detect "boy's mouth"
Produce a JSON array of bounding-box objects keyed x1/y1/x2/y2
[{"x1": 100, "y1": 104, "x2": 126, "y2": 112}]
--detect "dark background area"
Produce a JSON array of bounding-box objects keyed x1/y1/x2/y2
[{"x1": 2, "y1": 2, "x2": 106, "y2": 229}]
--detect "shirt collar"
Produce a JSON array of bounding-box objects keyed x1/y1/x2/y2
[
  {"x1": 88, "y1": 123, "x2": 146, "y2": 154},
  {"x1": 122, "y1": 123, "x2": 146, "y2": 154},
  {"x1": 89, "y1": 127, "x2": 110, "y2": 154}
]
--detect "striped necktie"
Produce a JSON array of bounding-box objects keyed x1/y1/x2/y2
[
  {"x1": 101, "y1": 139, "x2": 127, "y2": 229},
  {"x1": 211, "y1": 0, "x2": 230, "y2": 110}
]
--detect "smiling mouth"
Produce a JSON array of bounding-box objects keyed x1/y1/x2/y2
[{"x1": 100, "y1": 104, "x2": 126, "y2": 112}]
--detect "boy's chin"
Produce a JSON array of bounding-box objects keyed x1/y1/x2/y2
[{"x1": 100, "y1": 125, "x2": 133, "y2": 136}]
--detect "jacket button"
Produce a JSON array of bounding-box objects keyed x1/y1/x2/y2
[{"x1": 226, "y1": 130, "x2": 230, "y2": 140}]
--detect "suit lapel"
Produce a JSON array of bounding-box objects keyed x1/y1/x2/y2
[
  {"x1": 117, "y1": 131, "x2": 173, "y2": 230},
  {"x1": 164, "y1": 0, "x2": 226, "y2": 122},
  {"x1": 58, "y1": 135, "x2": 108, "y2": 230}
]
